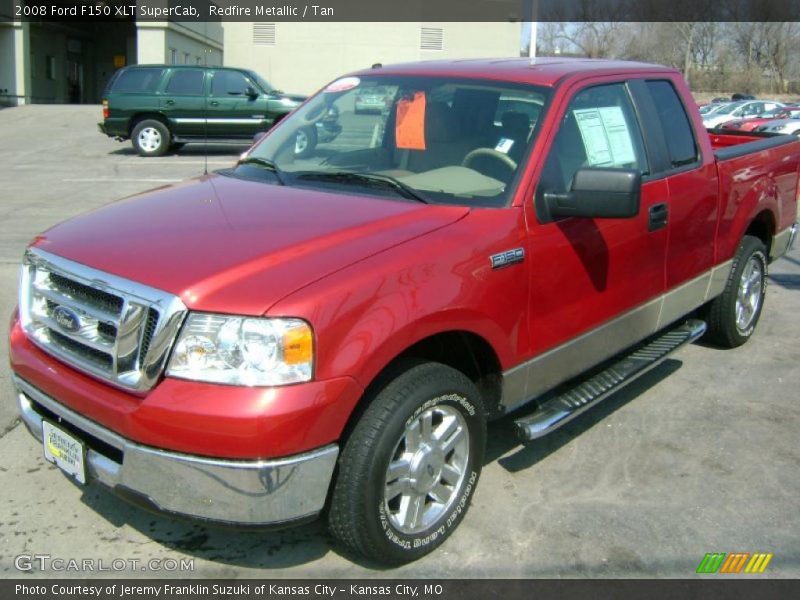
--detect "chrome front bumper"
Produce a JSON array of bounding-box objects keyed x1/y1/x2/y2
[{"x1": 14, "y1": 375, "x2": 338, "y2": 525}]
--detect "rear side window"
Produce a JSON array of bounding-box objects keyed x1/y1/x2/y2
[
  {"x1": 165, "y1": 70, "x2": 205, "y2": 95},
  {"x1": 211, "y1": 70, "x2": 250, "y2": 96},
  {"x1": 646, "y1": 80, "x2": 698, "y2": 168},
  {"x1": 110, "y1": 68, "x2": 164, "y2": 94}
]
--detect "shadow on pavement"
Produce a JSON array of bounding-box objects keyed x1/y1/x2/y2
[
  {"x1": 769, "y1": 273, "x2": 800, "y2": 290},
  {"x1": 77, "y1": 485, "x2": 341, "y2": 570},
  {"x1": 109, "y1": 145, "x2": 250, "y2": 158},
  {"x1": 485, "y1": 359, "x2": 684, "y2": 472}
]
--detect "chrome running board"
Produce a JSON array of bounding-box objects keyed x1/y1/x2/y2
[{"x1": 515, "y1": 319, "x2": 707, "y2": 441}]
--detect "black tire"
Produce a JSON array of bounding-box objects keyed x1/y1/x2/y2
[
  {"x1": 705, "y1": 235, "x2": 768, "y2": 348},
  {"x1": 131, "y1": 119, "x2": 170, "y2": 157},
  {"x1": 329, "y1": 362, "x2": 486, "y2": 565}
]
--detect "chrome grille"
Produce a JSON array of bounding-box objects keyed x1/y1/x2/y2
[{"x1": 19, "y1": 248, "x2": 187, "y2": 393}]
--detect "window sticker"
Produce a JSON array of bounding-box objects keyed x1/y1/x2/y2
[
  {"x1": 495, "y1": 137, "x2": 515, "y2": 154},
  {"x1": 573, "y1": 106, "x2": 636, "y2": 167},
  {"x1": 324, "y1": 76, "x2": 360, "y2": 93},
  {"x1": 396, "y1": 91, "x2": 427, "y2": 150}
]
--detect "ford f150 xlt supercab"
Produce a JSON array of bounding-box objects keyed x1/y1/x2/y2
[{"x1": 9, "y1": 58, "x2": 799, "y2": 565}]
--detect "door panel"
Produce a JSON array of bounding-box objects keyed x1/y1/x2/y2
[
  {"x1": 642, "y1": 79, "x2": 720, "y2": 290},
  {"x1": 665, "y1": 163, "x2": 719, "y2": 287},
  {"x1": 207, "y1": 70, "x2": 268, "y2": 138},
  {"x1": 521, "y1": 81, "x2": 668, "y2": 401},
  {"x1": 159, "y1": 69, "x2": 208, "y2": 136}
]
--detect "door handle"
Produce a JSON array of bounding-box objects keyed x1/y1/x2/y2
[
  {"x1": 209, "y1": 100, "x2": 219, "y2": 107},
  {"x1": 164, "y1": 99, "x2": 175, "y2": 106},
  {"x1": 648, "y1": 203, "x2": 669, "y2": 232}
]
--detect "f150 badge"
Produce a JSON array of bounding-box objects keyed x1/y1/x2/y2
[{"x1": 490, "y1": 248, "x2": 525, "y2": 269}]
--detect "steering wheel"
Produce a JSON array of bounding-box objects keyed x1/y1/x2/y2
[{"x1": 462, "y1": 148, "x2": 517, "y2": 176}]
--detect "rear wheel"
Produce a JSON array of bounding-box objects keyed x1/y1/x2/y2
[
  {"x1": 328, "y1": 362, "x2": 485, "y2": 565},
  {"x1": 131, "y1": 119, "x2": 170, "y2": 157},
  {"x1": 705, "y1": 235, "x2": 768, "y2": 348}
]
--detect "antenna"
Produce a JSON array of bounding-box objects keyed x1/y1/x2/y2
[{"x1": 203, "y1": 19, "x2": 209, "y2": 175}]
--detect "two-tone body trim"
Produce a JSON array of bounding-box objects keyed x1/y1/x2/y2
[
  {"x1": 770, "y1": 222, "x2": 799, "y2": 261},
  {"x1": 501, "y1": 260, "x2": 733, "y2": 411}
]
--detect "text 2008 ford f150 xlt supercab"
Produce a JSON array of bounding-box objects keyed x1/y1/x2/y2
[{"x1": 9, "y1": 59, "x2": 799, "y2": 564}]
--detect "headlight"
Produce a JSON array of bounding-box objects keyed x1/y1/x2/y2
[{"x1": 166, "y1": 313, "x2": 313, "y2": 386}]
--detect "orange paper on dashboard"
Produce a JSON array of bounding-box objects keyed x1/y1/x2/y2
[{"x1": 395, "y1": 91, "x2": 427, "y2": 150}]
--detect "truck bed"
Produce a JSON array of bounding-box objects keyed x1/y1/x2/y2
[{"x1": 709, "y1": 128, "x2": 799, "y2": 159}]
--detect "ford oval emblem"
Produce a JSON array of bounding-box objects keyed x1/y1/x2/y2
[{"x1": 52, "y1": 306, "x2": 81, "y2": 333}]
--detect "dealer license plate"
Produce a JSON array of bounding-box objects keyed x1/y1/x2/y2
[{"x1": 42, "y1": 421, "x2": 86, "y2": 484}]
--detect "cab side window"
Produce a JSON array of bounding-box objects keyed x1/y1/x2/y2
[
  {"x1": 165, "y1": 70, "x2": 205, "y2": 96},
  {"x1": 646, "y1": 80, "x2": 698, "y2": 169},
  {"x1": 211, "y1": 71, "x2": 250, "y2": 96},
  {"x1": 538, "y1": 83, "x2": 647, "y2": 198}
]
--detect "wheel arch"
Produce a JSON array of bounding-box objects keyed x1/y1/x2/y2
[
  {"x1": 338, "y1": 329, "x2": 504, "y2": 449},
  {"x1": 744, "y1": 209, "x2": 776, "y2": 259},
  {"x1": 128, "y1": 112, "x2": 170, "y2": 136}
]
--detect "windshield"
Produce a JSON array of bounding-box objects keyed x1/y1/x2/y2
[
  {"x1": 239, "y1": 75, "x2": 550, "y2": 206},
  {"x1": 248, "y1": 71, "x2": 274, "y2": 93},
  {"x1": 714, "y1": 102, "x2": 745, "y2": 115},
  {"x1": 699, "y1": 103, "x2": 726, "y2": 115}
]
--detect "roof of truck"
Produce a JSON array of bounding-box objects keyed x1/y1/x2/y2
[{"x1": 353, "y1": 57, "x2": 677, "y2": 87}]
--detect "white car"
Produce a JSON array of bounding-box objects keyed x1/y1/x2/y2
[
  {"x1": 702, "y1": 100, "x2": 785, "y2": 129},
  {"x1": 754, "y1": 118, "x2": 800, "y2": 136},
  {"x1": 699, "y1": 102, "x2": 730, "y2": 115}
]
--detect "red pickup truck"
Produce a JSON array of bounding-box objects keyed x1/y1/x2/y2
[{"x1": 9, "y1": 58, "x2": 799, "y2": 565}]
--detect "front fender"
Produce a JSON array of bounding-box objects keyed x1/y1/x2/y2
[{"x1": 268, "y1": 209, "x2": 529, "y2": 390}]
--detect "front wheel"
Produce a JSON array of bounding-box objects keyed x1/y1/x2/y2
[
  {"x1": 294, "y1": 126, "x2": 317, "y2": 158},
  {"x1": 328, "y1": 362, "x2": 486, "y2": 565},
  {"x1": 705, "y1": 235, "x2": 768, "y2": 348}
]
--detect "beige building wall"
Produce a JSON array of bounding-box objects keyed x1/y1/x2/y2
[
  {"x1": 222, "y1": 22, "x2": 522, "y2": 94},
  {"x1": 137, "y1": 22, "x2": 223, "y2": 66}
]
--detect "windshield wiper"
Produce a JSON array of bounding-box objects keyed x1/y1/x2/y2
[
  {"x1": 294, "y1": 171, "x2": 428, "y2": 204},
  {"x1": 237, "y1": 156, "x2": 286, "y2": 186}
]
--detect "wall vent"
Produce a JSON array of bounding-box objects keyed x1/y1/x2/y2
[
  {"x1": 253, "y1": 23, "x2": 276, "y2": 45},
  {"x1": 420, "y1": 27, "x2": 444, "y2": 51}
]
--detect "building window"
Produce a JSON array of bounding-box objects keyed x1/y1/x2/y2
[
  {"x1": 420, "y1": 27, "x2": 444, "y2": 51},
  {"x1": 253, "y1": 23, "x2": 276, "y2": 45},
  {"x1": 195, "y1": 56, "x2": 202, "y2": 64},
  {"x1": 169, "y1": 48, "x2": 177, "y2": 64},
  {"x1": 184, "y1": 52, "x2": 190, "y2": 64},
  {"x1": 46, "y1": 56, "x2": 56, "y2": 80}
]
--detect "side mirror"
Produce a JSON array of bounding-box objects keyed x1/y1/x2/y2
[
  {"x1": 252, "y1": 131, "x2": 267, "y2": 145},
  {"x1": 543, "y1": 168, "x2": 641, "y2": 220},
  {"x1": 245, "y1": 86, "x2": 259, "y2": 99}
]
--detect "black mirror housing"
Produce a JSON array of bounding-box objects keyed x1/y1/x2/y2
[
  {"x1": 544, "y1": 168, "x2": 641, "y2": 220},
  {"x1": 245, "y1": 86, "x2": 259, "y2": 99}
]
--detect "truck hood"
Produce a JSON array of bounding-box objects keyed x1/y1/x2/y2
[{"x1": 33, "y1": 173, "x2": 469, "y2": 315}]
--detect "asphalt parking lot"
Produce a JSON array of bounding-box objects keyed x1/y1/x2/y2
[{"x1": 1, "y1": 105, "x2": 799, "y2": 579}]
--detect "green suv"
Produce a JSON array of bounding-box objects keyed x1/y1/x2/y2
[{"x1": 99, "y1": 65, "x2": 307, "y2": 156}]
